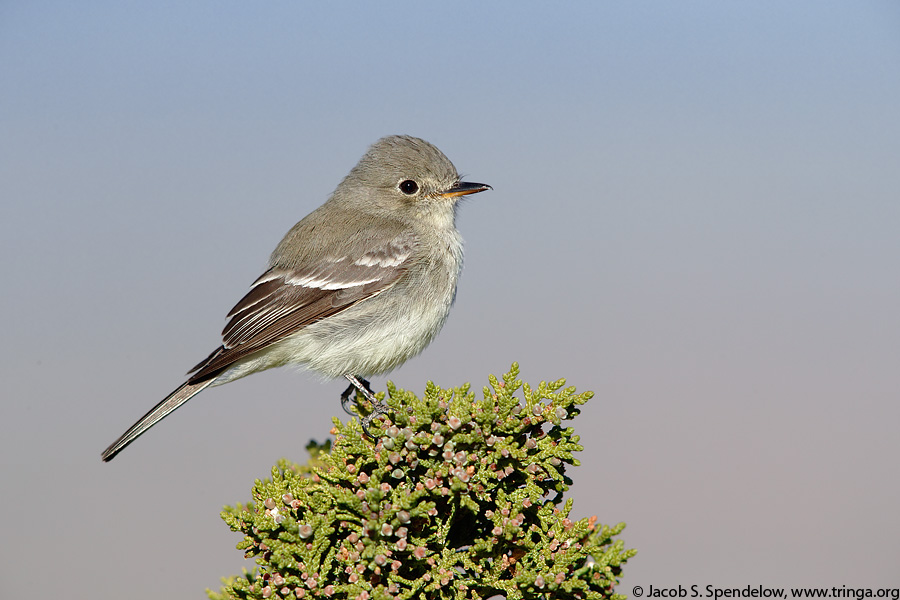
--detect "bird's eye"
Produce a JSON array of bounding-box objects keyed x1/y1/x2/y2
[{"x1": 398, "y1": 179, "x2": 419, "y2": 195}]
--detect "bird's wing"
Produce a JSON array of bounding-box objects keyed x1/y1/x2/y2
[{"x1": 187, "y1": 232, "x2": 417, "y2": 382}]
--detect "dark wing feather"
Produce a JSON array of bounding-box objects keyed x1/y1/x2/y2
[{"x1": 187, "y1": 234, "x2": 415, "y2": 383}]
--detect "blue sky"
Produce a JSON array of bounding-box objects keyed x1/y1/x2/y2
[{"x1": 2, "y1": 2, "x2": 899, "y2": 597}]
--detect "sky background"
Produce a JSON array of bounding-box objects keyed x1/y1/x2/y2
[{"x1": 2, "y1": 2, "x2": 899, "y2": 598}]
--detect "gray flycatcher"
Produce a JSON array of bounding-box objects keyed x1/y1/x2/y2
[{"x1": 101, "y1": 135, "x2": 490, "y2": 461}]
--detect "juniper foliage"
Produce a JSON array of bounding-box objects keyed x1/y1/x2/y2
[{"x1": 209, "y1": 364, "x2": 635, "y2": 600}]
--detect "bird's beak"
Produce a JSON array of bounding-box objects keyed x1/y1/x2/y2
[{"x1": 439, "y1": 181, "x2": 492, "y2": 199}]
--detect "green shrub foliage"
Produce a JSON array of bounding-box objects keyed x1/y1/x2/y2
[{"x1": 210, "y1": 364, "x2": 635, "y2": 600}]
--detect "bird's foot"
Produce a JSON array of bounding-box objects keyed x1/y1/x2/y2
[
  {"x1": 340, "y1": 377, "x2": 373, "y2": 415},
  {"x1": 342, "y1": 375, "x2": 389, "y2": 439}
]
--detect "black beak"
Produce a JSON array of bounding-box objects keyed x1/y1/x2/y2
[{"x1": 439, "y1": 181, "x2": 492, "y2": 198}]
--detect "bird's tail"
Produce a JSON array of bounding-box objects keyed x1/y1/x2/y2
[{"x1": 101, "y1": 379, "x2": 215, "y2": 462}]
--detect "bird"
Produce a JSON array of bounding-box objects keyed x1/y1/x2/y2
[{"x1": 101, "y1": 135, "x2": 490, "y2": 461}]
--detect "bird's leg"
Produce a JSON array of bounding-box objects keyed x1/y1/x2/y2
[
  {"x1": 340, "y1": 377, "x2": 372, "y2": 415},
  {"x1": 342, "y1": 374, "x2": 388, "y2": 438}
]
